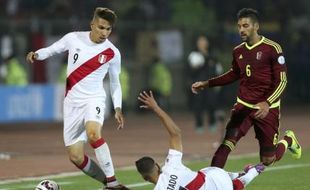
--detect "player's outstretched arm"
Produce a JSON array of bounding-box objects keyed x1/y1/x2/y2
[{"x1": 138, "y1": 91, "x2": 182, "y2": 152}]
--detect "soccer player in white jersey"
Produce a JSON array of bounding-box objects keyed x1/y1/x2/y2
[
  {"x1": 136, "y1": 91, "x2": 265, "y2": 190},
  {"x1": 26, "y1": 7, "x2": 129, "y2": 190}
]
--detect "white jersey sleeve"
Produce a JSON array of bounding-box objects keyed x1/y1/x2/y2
[
  {"x1": 35, "y1": 33, "x2": 71, "y2": 60},
  {"x1": 164, "y1": 149, "x2": 183, "y2": 168},
  {"x1": 108, "y1": 48, "x2": 122, "y2": 109}
]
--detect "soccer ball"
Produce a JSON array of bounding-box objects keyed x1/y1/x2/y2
[
  {"x1": 35, "y1": 180, "x2": 60, "y2": 190},
  {"x1": 188, "y1": 51, "x2": 205, "y2": 69}
]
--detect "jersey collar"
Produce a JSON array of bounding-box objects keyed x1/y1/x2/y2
[{"x1": 245, "y1": 36, "x2": 265, "y2": 50}]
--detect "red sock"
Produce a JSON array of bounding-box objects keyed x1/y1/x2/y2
[
  {"x1": 233, "y1": 179, "x2": 244, "y2": 190},
  {"x1": 90, "y1": 138, "x2": 105, "y2": 149},
  {"x1": 211, "y1": 144, "x2": 232, "y2": 168}
]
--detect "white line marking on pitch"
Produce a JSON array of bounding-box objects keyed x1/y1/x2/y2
[
  {"x1": 0, "y1": 153, "x2": 260, "y2": 186},
  {"x1": 0, "y1": 152, "x2": 308, "y2": 190}
]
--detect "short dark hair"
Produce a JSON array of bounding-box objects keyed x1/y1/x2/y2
[
  {"x1": 237, "y1": 8, "x2": 259, "y2": 23},
  {"x1": 93, "y1": 7, "x2": 117, "y2": 26},
  {"x1": 135, "y1": 156, "x2": 156, "y2": 175}
]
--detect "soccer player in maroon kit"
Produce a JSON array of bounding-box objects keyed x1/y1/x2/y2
[{"x1": 191, "y1": 8, "x2": 302, "y2": 168}]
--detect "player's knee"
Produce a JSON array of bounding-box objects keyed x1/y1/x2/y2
[
  {"x1": 261, "y1": 156, "x2": 275, "y2": 166},
  {"x1": 87, "y1": 131, "x2": 101, "y2": 144}
]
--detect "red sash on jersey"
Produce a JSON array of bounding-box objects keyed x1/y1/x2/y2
[
  {"x1": 185, "y1": 171, "x2": 206, "y2": 190},
  {"x1": 65, "y1": 48, "x2": 114, "y2": 97}
]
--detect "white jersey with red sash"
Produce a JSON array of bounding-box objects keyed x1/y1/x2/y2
[
  {"x1": 35, "y1": 31, "x2": 122, "y2": 108},
  {"x1": 154, "y1": 149, "x2": 233, "y2": 190}
]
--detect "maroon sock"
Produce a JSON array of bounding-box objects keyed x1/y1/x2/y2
[
  {"x1": 284, "y1": 136, "x2": 292, "y2": 147},
  {"x1": 232, "y1": 179, "x2": 244, "y2": 190},
  {"x1": 211, "y1": 144, "x2": 232, "y2": 168},
  {"x1": 275, "y1": 143, "x2": 286, "y2": 161}
]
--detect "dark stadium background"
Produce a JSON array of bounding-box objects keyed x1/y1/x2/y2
[{"x1": 0, "y1": 0, "x2": 309, "y2": 109}]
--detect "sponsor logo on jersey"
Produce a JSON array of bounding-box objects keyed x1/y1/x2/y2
[
  {"x1": 278, "y1": 55, "x2": 285, "y2": 64},
  {"x1": 256, "y1": 51, "x2": 262, "y2": 60},
  {"x1": 98, "y1": 54, "x2": 107, "y2": 64}
]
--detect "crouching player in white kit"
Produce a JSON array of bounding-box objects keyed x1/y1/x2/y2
[
  {"x1": 136, "y1": 91, "x2": 264, "y2": 190},
  {"x1": 26, "y1": 7, "x2": 129, "y2": 190}
]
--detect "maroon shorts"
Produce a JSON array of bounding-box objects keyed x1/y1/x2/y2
[{"x1": 225, "y1": 103, "x2": 280, "y2": 157}]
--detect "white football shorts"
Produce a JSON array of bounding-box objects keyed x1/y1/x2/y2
[
  {"x1": 63, "y1": 98, "x2": 105, "y2": 146},
  {"x1": 200, "y1": 167, "x2": 233, "y2": 190}
]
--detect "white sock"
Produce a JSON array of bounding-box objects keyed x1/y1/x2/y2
[
  {"x1": 238, "y1": 167, "x2": 259, "y2": 186},
  {"x1": 92, "y1": 138, "x2": 119, "y2": 186}
]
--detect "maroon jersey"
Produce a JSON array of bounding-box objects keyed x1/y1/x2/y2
[{"x1": 209, "y1": 36, "x2": 287, "y2": 105}]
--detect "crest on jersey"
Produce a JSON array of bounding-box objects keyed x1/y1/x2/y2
[
  {"x1": 278, "y1": 55, "x2": 285, "y2": 64},
  {"x1": 256, "y1": 51, "x2": 262, "y2": 60},
  {"x1": 98, "y1": 54, "x2": 107, "y2": 64}
]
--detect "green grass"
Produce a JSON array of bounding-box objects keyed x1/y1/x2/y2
[{"x1": 2, "y1": 149, "x2": 309, "y2": 190}]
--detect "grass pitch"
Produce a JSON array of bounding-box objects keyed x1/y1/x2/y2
[{"x1": 1, "y1": 149, "x2": 309, "y2": 190}]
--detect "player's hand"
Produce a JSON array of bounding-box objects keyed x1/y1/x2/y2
[
  {"x1": 138, "y1": 91, "x2": 159, "y2": 111},
  {"x1": 26, "y1": 51, "x2": 38, "y2": 63},
  {"x1": 254, "y1": 101, "x2": 270, "y2": 119},
  {"x1": 191, "y1": 81, "x2": 208, "y2": 94},
  {"x1": 114, "y1": 108, "x2": 124, "y2": 130}
]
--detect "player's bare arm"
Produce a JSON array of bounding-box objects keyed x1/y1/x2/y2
[
  {"x1": 138, "y1": 91, "x2": 182, "y2": 152},
  {"x1": 114, "y1": 107, "x2": 124, "y2": 130},
  {"x1": 191, "y1": 80, "x2": 209, "y2": 94},
  {"x1": 254, "y1": 101, "x2": 270, "y2": 119},
  {"x1": 26, "y1": 51, "x2": 38, "y2": 63}
]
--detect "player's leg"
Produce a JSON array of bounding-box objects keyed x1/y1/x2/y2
[
  {"x1": 253, "y1": 124, "x2": 277, "y2": 165},
  {"x1": 85, "y1": 101, "x2": 129, "y2": 189},
  {"x1": 66, "y1": 141, "x2": 107, "y2": 184},
  {"x1": 211, "y1": 104, "x2": 252, "y2": 168},
  {"x1": 86, "y1": 121, "x2": 118, "y2": 185},
  {"x1": 63, "y1": 103, "x2": 107, "y2": 184},
  {"x1": 200, "y1": 167, "x2": 234, "y2": 190},
  {"x1": 232, "y1": 163, "x2": 265, "y2": 190},
  {"x1": 280, "y1": 130, "x2": 302, "y2": 159},
  {"x1": 275, "y1": 130, "x2": 302, "y2": 160},
  {"x1": 253, "y1": 107, "x2": 301, "y2": 165}
]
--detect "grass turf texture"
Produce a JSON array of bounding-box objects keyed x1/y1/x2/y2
[{"x1": 1, "y1": 149, "x2": 309, "y2": 190}]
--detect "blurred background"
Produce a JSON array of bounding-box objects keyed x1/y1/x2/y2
[{"x1": 0, "y1": 0, "x2": 309, "y2": 123}]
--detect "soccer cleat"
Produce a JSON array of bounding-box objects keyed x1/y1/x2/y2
[
  {"x1": 244, "y1": 163, "x2": 265, "y2": 174},
  {"x1": 105, "y1": 184, "x2": 130, "y2": 190},
  {"x1": 285, "y1": 130, "x2": 302, "y2": 159}
]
